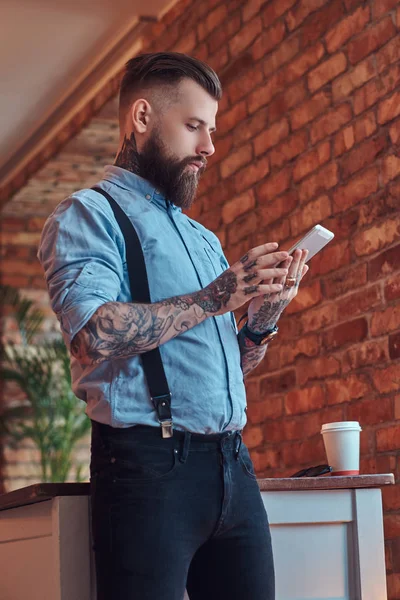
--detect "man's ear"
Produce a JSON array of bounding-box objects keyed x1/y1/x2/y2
[{"x1": 130, "y1": 99, "x2": 152, "y2": 134}]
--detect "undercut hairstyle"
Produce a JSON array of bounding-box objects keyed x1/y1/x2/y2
[{"x1": 119, "y1": 52, "x2": 222, "y2": 118}]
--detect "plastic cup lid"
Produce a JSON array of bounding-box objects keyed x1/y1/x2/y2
[{"x1": 321, "y1": 421, "x2": 362, "y2": 432}]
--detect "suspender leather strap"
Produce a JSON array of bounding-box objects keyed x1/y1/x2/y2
[{"x1": 91, "y1": 186, "x2": 173, "y2": 438}]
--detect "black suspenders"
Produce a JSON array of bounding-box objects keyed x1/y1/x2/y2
[{"x1": 91, "y1": 186, "x2": 173, "y2": 438}]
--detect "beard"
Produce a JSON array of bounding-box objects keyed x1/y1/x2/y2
[{"x1": 136, "y1": 131, "x2": 206, "y2": 210}]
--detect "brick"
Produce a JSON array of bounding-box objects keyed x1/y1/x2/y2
[
  {"x1": 199, "y1": 208, "x2": 222, "y2": 231},
  {"x1": 263, "y1": 35, "x2": 301, "y2": 77},
  {"x1": 252, "y1": 20, "x2": 286, "y2": 61},
  {"x1": 378, "y1": 89, "x2": 400, "y2": 125},
  {"x1": 323, "y1": 317, "x2": 368, "y2": 350},
  {"x1": 282, "y1": 436, "x2": 326, "y2": 466},
  {"x1": 257, "y1": 190, "x2": 299, "y2": 227},
  {"x1": 218, "y1": 101, "x2": 247, "y2": 134},
  {"x1": 341, "y1": 133, "x2": 388, "y2": 179},
  {"x1": 227, "y1": 211, "x2": 259, "y2": 245},
  {"x1": 325, "y1": 5, "x2": 371, "y2": 53},
  {"x1": 280, "y1": 333, "x2": 320, "y2": 366},
  {"x1": 348, "y1": 16, "x2": 396, "y2": 65},
  {"x1": 229, "y1": 15, "x2": 262, "y2": 56},
  {"x1": 285, "y1": 385, "x2": 325, "y2": 415},
  {"x1": 337, "y1": 284, "x2": 382, "y2": 321},
  {"x1": 332, "y1": 56, "x2": 376, "y2": 102},
  {"x1": 382, "y1": 154, "x2": 400, "y2": 184},
  {"x1": 253, "y1": 118, "x2": 290, "y2": 157},
  {"x1": 290, "y1": 195, "x2": 332, "y2": 237},
  {"x1": 268, "y1": 81, "x2": 308, "y2": 123},
  {"x1": 376, "y1": 35, "x2": 400, "y2": 73},
  {"x1": 386, "y1": 273, "x2": 400, "y2": 302},
  {"x1": 389, "y1": 331, "x2": 400, "y2": 360},
  {"x1": 354, "y1": 111, "x2": 377, "y2": 142},
  {"x1": 371, "y1": 305, "x2": 400, "y2": 336},
  {"x1": 220, "y1": 144, "x2": 253, "y2": 178},
  {"x1": 342, "y1": 339, "x2": 389, "y2": 372},
  {"x1": 226, "y1": 63, "x2": 264, "y2": 105},
  {"x1": 389, "y1": 118, "x2": 400, "y2": 144},
  {"x1": 377, "y1": 424, "x2": 400, "y2": 452},
  {"x1": 243, "y1": 424, "x2": 264, "y2": 449},
  {"x1": 297, "y1": 355, "x2": 340, "y2": 386},
  {"x1": 333, "y1": 126, "x2": 355, "y2": 157},
  {"x1": 293, "y1": 141, "x2": 331, "y2": 183},
  {"x1": 285, "y1": 280, "x2": 321, "y2": 316},
  {"x1": 247, "y1": 396, "x2": 284, "y2": 424},
  {"x1": 291, "y1": 90, "x2": 331, "y2": 131},
  {"x1": 252, "y1": 447, "x2": 281, "y2": 472},
  {"x1": 261, "y1": 0, "x2": 297, "y2": 26},
  {"x1": 202, "y1": 4, "x2": 228, "y2": 37},
  {"x1": 0, "y1": 232, "x2": 42, "y2": 246},
  {"x1": 27, "y1": 217, "x2": 47, "y2": 232},
  {"x1": 284, "y1": 43, "x2": 325, "y2": 86},
  {"x1": 233, "y1": 154, "x2": 270, "y2": 194},
  {"x1": 300, "y1": 0, "x2": 345, "y2": 47},
  {"x1": 248, "y1": 72, "x2": 285, "y2": 114},
  {"x1": 354, "y1": 62, "x2": 400, "y2": 115},
  {"x1": 354, "y1": 215, "x2": 400, "y2": 257},
  {"x1": 333, "y1": 166, "x2": 379, "y2": 213},
  {"x1": 298, "y1": 162, "x2": 338, "y2": 203},
  {"x1": 300, "y1": 302, "x2": 338, "y2": 332},
  {"x1": 286, "y1": 0, "x2": 328, "y2": 32},
  {"x1": 0, "y1": 274, "x2": 31, "y2": 288},
  {"x1": 348, "y1": 395, "x2": 393, "y2": 426},
  {"x1": 326, "y1": 374, "x2": 370, "y2": 405},
  {"x1": 234, "y1": 107, "x2": 269, "y2": 146},
  {"x1": 373, "y1": 364, "x2": 400, "y2": 394},
  {"x1": 257, "y1": 165, "x2": 292, "y2": 202},
  {"x1": 373, "y1": 0, "x2": 399, "y2": 19},
  {"x1": 270, "y1": 130, "x2": 309, "y2": 169},
  {"x1": 1, "y1": 259, "x2": 43, "y2": 276},
  {"x1": 222, "y1": 189, "x2": 256, "y2": 225},
  {"x1": 260, "y1": 369, "x2": 296, "y2": 395},
  {"x1": 310, "y1": 104, "x2": 352, "y2": 144},
  {"x1": 313, "y1": 239, "x2": 351, "y2": 277},
  {"x1": 308, "y1": 53, "x2": 347, "y2": 93}
]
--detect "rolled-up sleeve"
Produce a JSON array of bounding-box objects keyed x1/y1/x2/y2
[{"x1": 37, "y1": 192, "x2": 124, "y2": 348}]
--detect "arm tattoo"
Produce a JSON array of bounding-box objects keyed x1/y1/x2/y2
[
  {"x1": 248, "y1": 297, "x2": 289, "y2": 333},
  {"x1": 70, "y1": 270, "x2": 238, "y2": 364},
  {"x1": 237, "y1": 327, "x2": 268, "y2": 377}
]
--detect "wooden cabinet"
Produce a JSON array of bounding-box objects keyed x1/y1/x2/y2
[{"x1": 0, "y1": 475, "x2": 393, "y2": 600}]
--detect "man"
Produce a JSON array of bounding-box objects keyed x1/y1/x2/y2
[{"x1": 38, "y1": 52, "x2": 308, "y2": 600}]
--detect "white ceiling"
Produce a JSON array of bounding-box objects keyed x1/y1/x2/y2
[{"x1": 0, "y1": 0, "x2": 177, "y2": 189}]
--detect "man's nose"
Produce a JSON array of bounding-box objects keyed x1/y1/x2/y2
[{"x1": 197, "y1": 134, "x2": 215, "y2": 157}]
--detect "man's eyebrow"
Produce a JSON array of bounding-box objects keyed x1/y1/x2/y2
[{"x1": 189, "y1": 117, "x2": 216, "y2": 133}]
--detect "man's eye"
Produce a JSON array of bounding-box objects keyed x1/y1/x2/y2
[{"x1": 187, "y1": 124, "x2": 198, "y2": 131}]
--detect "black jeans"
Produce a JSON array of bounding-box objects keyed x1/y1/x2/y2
[{"x1": 90, "y1": 421, "x2": 275, "y2": 600}]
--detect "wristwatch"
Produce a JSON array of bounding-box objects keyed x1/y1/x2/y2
[{"x1": 242, "y1": 322, "x2": 279, "y2": 346}]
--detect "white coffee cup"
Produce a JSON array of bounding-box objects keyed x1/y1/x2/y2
[{"x1": 321, "y1": 421, "x2": 362, "y2": 475}]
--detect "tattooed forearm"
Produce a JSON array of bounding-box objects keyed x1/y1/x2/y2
[
  {"x1": 70, "y1": 271, "x2": 238, "y2": 365},
  {"x1": 248, "y1": 297, "x2": 289, "y2": 333},
  {"x1": 237, "y1": 328, "x2": 268, "y2": 377}
]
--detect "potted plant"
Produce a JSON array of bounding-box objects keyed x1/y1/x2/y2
[{"x1": 0, "y1": 285, "x2": 91, "y2": 483}]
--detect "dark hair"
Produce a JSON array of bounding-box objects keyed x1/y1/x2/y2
[{"x1": 119, "y1": 52, "x2": 222, "y2": 113}]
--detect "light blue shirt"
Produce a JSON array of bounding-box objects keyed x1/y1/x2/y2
[{"x1": 38, "y1": 166, "x2": 247, "y2": 433}]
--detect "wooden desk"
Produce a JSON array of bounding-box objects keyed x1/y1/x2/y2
[{"x1": 0, "y1": 475, "x2": 394, "y2": 600}]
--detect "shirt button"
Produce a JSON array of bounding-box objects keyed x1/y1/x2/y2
[
  {"x1": 155, "y1": 189, "x2": 160, "y2": 194},
  {"x1": 145, "y1": 194, "x2": 151, "y2": 200}
]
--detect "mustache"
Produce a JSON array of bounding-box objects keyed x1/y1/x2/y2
[{"x1": 181, "y1": 156, "x2": 207, "y2": 170}]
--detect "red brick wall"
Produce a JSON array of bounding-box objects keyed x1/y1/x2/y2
[{"x1": 1, "y1": 0, "x2": 400, "y2": 594}]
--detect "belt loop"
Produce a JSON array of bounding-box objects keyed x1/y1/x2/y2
[
  {"x1": 235, "y1": 431, "x2": 242, "y2": 460},
  {"x1": 180, "y1": 432, "x2": 191, "y2": 464}
]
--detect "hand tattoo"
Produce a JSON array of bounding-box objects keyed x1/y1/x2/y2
[
  {"x1": 237, "y1": 327, "x2": 267, "y2": 377},
  {"x1": 243, "y1": 272, "x2": 257, "y2": 283},
  {"x1": 249, "y1": 298, "x2": 289, "y2": 333}
]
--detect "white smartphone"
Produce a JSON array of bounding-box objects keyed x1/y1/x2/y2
[{"x1": 288, "y1": 224, "x2": 334, "y2": 262}]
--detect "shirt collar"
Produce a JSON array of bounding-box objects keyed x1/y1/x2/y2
[{"x1": 102, "y1": 165, "x2": 181, "y2": 212}]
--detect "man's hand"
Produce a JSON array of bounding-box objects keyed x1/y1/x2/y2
[
  {"x1": 205, "y1": 242, "x2": 290, "y2": 317},
  {"x1": 246, "y1": 248, "x2": 309, "y2": 333}
]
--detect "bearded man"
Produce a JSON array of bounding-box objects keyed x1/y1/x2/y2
[{"x1": 38, "y1": 52, "x2": 308, "y2": 600}]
